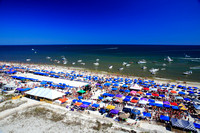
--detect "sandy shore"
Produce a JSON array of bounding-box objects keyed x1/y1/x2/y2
[
  {"x1": 0, "y1": 98, "x2": 173, "y2": 133},
  {"x1": 0, "y1": 61, "x2": 200, "y2": 133}
]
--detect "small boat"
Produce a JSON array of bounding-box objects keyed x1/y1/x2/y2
[
  {"x1": 119, "y1": 67, "x2": 124, "y2": 71},
  {"x1": 26, "y1": 59, "x2": 31, "y2": 62},
  {"x1": 34, "y1": 51, "x2": 37, "y2": 54},
  {"x1": 32, "y1": 49, "x2": 34, "y2": 51},
  {"x1": 142, "y1": 66, "x2": 147, "y2": 69},
  {"x1": 161, "y1": 68, "x2": 166, "y2": 71},
  {"x1": 109, "y1": 66, "x2": 113, "y2": 69},
  {"x1": 57, "y1": 61, "x2": 60, "y2": 64},
  {"x1": 125, "y1": 64, "x2": 131, "y2": 67},
  {"x1": 77, "y1": 60, "x2": 82, "y2": 62},
  {"x1": 165, "y1": 56, "x2": 173, "y2": 62},
  {"x1": 96, "y1": 59, "x2": 99, "y2": 62},
  {"x1": 81, "y1": 63, "x2": 85, "y2": 65},
  {"x1": 63, "y1": 60, "x2": 67, "y2": 64},
  {"x1": 185, "y1": 54, "x2": 190, "y2": 58},
  {"x1": 94, "y1": 62, "x2": 99, "y2": 66},
  {"x1": 183, "y1": 70, "x2": 192, "y2": 75},
  {"x1": 149, "y1": 68, "x2": 159, "y2": 75},
  {"x1": 138, "y1": 60, "x2": 147, "y2": 64},
  {"x1": 162, "y1": 63, "x2": 167, "y2": 67},
  {"x1": 46, "y1": 56, "x2": 51, "y2": 59},
  {"x1": 72, "y1": 62, "x2": 76, "y2": 65},
  {"x1": 122, "y1": 62, "x2": 127, "y2": 66}
]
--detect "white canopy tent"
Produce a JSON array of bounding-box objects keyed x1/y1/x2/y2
[
  {"x1": 26, "y1": 87, "x2": 65, "y2": 100},
  {"x1": 130, "y1": 84, "x2": 143, "y2": 90}
]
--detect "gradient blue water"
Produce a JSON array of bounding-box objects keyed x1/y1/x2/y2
[{"x1": 0, "y1": 45, "x2": 200, "y2": 82}]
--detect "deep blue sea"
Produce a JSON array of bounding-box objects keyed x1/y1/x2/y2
[{"x1": 0, "y1": 45, "x2": 200, "y2": 82}]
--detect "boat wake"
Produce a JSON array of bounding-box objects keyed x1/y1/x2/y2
[
  {"x1": 190, "y1": 66, "x2": 200, "y2": 69},
  {"x1": 179, "y1": 58, "x2": 200, "y2": 60}
]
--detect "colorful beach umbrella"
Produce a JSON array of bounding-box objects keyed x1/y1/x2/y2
[
  {"x1": 77, "y1": 90, "x2": 86, "y2": 94},
  {"x1": 106, "y1": 105, "x2": 115, "y2": 110}
]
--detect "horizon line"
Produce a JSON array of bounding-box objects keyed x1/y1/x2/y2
[{"x1": 0, "y1": 44, "x2": 200, "y2": 46}]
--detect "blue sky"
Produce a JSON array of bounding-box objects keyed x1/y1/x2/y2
[{"x1": 0, "y1": 0, "x2": 200, "y2": 45}]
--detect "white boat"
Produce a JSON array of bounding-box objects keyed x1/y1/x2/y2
[
  {"x1": 125, "y1": 64, "x2": 131, "y2": 67},
  {"x1": 185, "y1": 54, "x2": 190, "y2": 58},
  {"x1": 77, "y1": 60, "x2": 82, "y2": 62},
  {"x1": 72, "y1": 62, "x2": 76, "y2": 65},
  {"x1": 183, "y1": 70, "x2": 192, "y2": 75},
  {"x1": 142, "y1": 66, "x2": 147, "y2": 69},
  {"x1": 165, "y1": 56, "x2": 173, "y2": 62},
  {"x1": 162, "y1": 63, "x2": 167, "y2": 67},
  {"x1": 149, "y1": 68, "x2": 159, "y2": 75},
  {"x1": 34, "y1": 51, "x2": 37, "y2": 54},
  {"x1": 96, "y1": 59, "x2": 99, "y2": 62},
  {"x1": 46, "y1": 56, "x2": 51, "y2": 59},
  {"x1": 63, "y1": 60, "x2": 67, "y2": 64},
  {"x1": 94, "y1": 62, "x2": 99, "y2": 66},
  {"x1": 109, "y1": 66, "x2": 113, "y2": 69},
  {"x1": 119, "y1": 67, "x2": 124, "y2": 71},
  {"x1": 122, "y1": 62, "x2": 127, "y2": 66},
  {"x1": 138, "y1": 60, "x2": 147, "y2": 64},
  {"x1": 32, "y1": 49, "x2": 34, "y2": 51},
  {"x1": 26, "y1": 59, "x2": 31, "y2": 62},
  {"x1": 81, "y1": 63, "x2": 85, "y2": 65},
  {"x1": 161, "y1": 68, "x2": 166, "y2": 71}
]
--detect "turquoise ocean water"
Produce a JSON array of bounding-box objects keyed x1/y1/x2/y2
[{"x1": 0, "y1": 45, "x2": 200, "y2": 82}]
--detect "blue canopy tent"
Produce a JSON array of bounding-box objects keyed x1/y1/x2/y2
[
  {"x1": 164, "y1": 104, "x2": 171, "y2": 108},
  {"x1": 149, "y1": 102, "x2": 156, "y2": 106},
  {"x1": 193, "y1": 123, "x2": 200, "y2": 129},
  {"x1": 179, "y1": 92, "x2": 185, "y2": 95},
  {"x1": 160, "y1": 115, "x2": 170, "y2": 121},
  {"x1": 108, "y1": 94, "x2": 115, "y2": 97},
  {"x1": 19, "y1": 88, "x2": 32, "y2": 92},
  {"x1": 172, "y1": 106, "x2": 179, "y2": 110},
  {"x1": 143, "y1": 112, "x2": 151, "y2": 117},
  {"x1": 148, "y1": 99, "x2": 155, "y2": 103},
  {"x1": 92, "y1": 104, "x2": 100, "y2": 108},
  {"x1": 82, "y1": 101, "x2": 91, "y2": 105},
  {"x1": 102, "y1": 93, "x2": 110, "y2": 96},
  {"x1": 98, "y1": 96, "x2": 103, "y2": 100},
  {"x1": 131, "y1": 109, "x2": 140, "y2": 115},
  {"x1": 184, "y1": 98, "x2": 191, "y2": 101},
  {"x1": 125, "y1": 90, "x2": 130, "y2": 93},
  {"x1": 113, "y1": 84, "x2": 119, "y2": 86},
  {"x1": 126, "y1": 96, "x2": 132, "y2": 99},
  {"x1": 155, "y1": 103, "x2": 163, "y2": 108},
  {"x1": 112, "y1": 88, "x2": 118, "y2": 91},
  {"x1": 146, "y1": 93, "x2": 151, "y2": 96},
  {"x1": 78, "y1": 96, "x2": 83, "y2": 99},
  {"x1": 72, "y1": 99, "x2": 77, "y2": 103},
  {"x1": 122, "y1": 84, "x2": 128, "y2": 88},
  {"x1": 123, "y1": 98, "x2": 130, "y2": 102}
]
